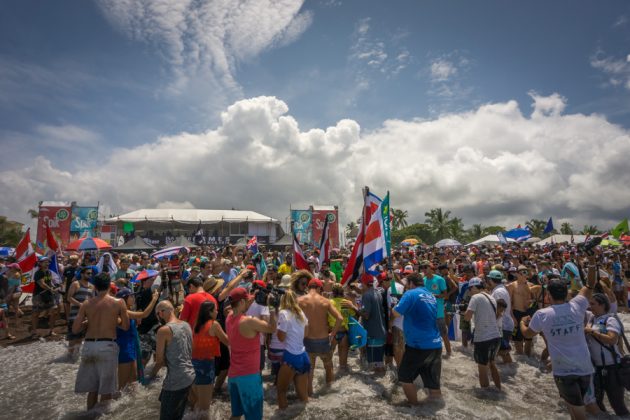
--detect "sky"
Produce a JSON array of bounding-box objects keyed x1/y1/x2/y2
[{"x1": 1, "y1": 0, "x2": 630, "y2": 233}]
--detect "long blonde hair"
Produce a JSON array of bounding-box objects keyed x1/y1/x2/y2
[{"x1": 280, "y1": 289, "x2": 305, "y2": 323}]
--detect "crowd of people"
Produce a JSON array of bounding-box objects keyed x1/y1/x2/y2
[{"x1": 1, "y1": 239, "x2": 630, "y2": 420}]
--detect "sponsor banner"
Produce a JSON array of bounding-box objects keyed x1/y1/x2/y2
[
  {"x1": 312, "y1": 208, "x2": 339, "y2": 249},
  {"x1": 291, "y1": 210, "x2": 312, "y2": 245},
  {"x1": 100, "y1": 225, "x2": 117, "y2": 244},
  {"x1": 36, "y1": 205, "x2": 72, "y2": 249},
  {"x1": 129, "y1": 232, "x2": 232, "y2": 247},
  {"x1": 70, "y1": 206, "x2": 99, "y2": 239}
]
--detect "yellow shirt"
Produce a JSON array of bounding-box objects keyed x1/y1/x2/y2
[
  {"x1": 278, "y1": 263, "x2": 293, "y2": 276},
  {"x1": 328, "y1": 297, "x2": 355, "y2": 331}
]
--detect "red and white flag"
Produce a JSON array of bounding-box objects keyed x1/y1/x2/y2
[
  {"x1": 46, "y1": 225, "x2": 60, "y2": 253},
  {"x1": 318, "y1": 216, "x2": 330, "y2": 271},
  {"x1": 293, "y1": 231, "x2": 309, "y2": 271},
  {"x1": 14, "y1": 228, "x2": 38, "y2": 293},
  {"x1": 14, "y1": 228, "x2": 33, "y2": 260}
]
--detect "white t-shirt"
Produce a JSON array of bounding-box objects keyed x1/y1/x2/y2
[
  {"x1": 585, "y1": 311, "x2": 622, "y2": 367},
  {"x1": 468, "y1": 293, "x2": 501, "y2": 343},
  {"x1": 529, "y1": 295, "x2": 594, "y2": 376},
  {"x1": 491, "y1": 284, "x2": 514, "y2": 332},
  {"x1": 277, "y1": 309, "x2": 308, "y2": 354},
  {"x1": 246, "y1": 302, "x2": 270, "y2": 345},
  {"x1": 388, "y1": 282, "x2": 405, "y2": 330}
]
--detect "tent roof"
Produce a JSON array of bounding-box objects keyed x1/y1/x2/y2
[
  {"x1": 106, "y1": 208, "x2": 278, "y2": 224},
  {"x1": 168, "y1": 235, "x2": 199, "y2": 248},
  {"x1": 468, "y1": 235, "x2": 516, "y2": 246},
  {"x1": 272, "y1": 234, "x2": 292, "y2": 246},
  {"x1": 535, "y1": 234, "x2": 588, "y2": 245},
  {"x1": 114, "y1": 236, "x2": 155, "y2": 251}
]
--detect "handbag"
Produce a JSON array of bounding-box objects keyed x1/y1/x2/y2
[{"x1": 590, "y1": 317, "x2": 630, "y2": 391}]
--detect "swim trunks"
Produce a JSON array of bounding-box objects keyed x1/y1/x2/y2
[
  {"x1": 228, "y1": 373, "x2": 263, "y2": 420},
  {"x1": 74, "y1": 341, "x2": 119, "y2": 395}
]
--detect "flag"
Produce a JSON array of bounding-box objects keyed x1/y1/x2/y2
[
  {"x1": 503, "y1": 227, "x2": 532, "y2": 242},
  {"x1": 49, "y1": 253, "x2": 62, "y2": 284},
  {"x1": 611, "y1": 219, "x2": 629, "y2": 239},
  {"x1": 46, "y1": 225, "x2": 60, "y2": 253},
  {"x1": 246, "y1": 236, "x2": 259, "y2": 254},
  {"x1": 543, "y1": 217, "x2": 554, "y2": 235},
  {"x1": 318, "y1": 216, "x2": 330, "y2": 271},
  {"x1": 17, "y1": 252, "x2": 38, "y2": 293},
  {"x1": 363, "y1": 195, "x2": 387, "y2": 275},
  {"x1": 293, "y1": 231, "x2": 309, "y2": 270},
  {"x1": 341, "y1": 190, "x2": 382, "y2": 285},
  {"x1": 497, "y1": 232, "x2": 508, "y2": 245},
  {"x1": 381, "y1": 192, "x2": 391, "y2": 258},
  {"x1": 14, "y1": 228, "x2": 33, "y2": 260}
]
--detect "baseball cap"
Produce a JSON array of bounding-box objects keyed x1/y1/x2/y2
[
  {"x1": 109, "y1": 283, "x2": 119, "y2": 294},
  {"x1": 488, "y1": 270, "x2": 503, "y2": 281},
  {"x1": 403, "y1": 265, "x2": 414, "y2": 274},
  {"x1": 229, "y1": 287, "x2": 253, "y2": 304},
  {"x1": 468, "y1": 277, "x2": 483, "y2": 288},
  {"x1": 308, "y1": 278, "x2": 324, "y2": 288},
  {"x1": 116, "y1": 288, "x2": 133, "y2": 299},
  {"x1": 377, "y1": 272, "x2": 388, "y2": 281},
  {"x1": 252, "y1": 280, "x2": 267, "y2": 289},
  {"x1": 246, "y1": 264, "x2": 257, "y2": 271}
]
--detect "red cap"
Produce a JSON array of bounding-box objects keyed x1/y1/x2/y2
[
  {"x1": 360, "y1": 273, "x2": 374, "y2": 285},
  {"x1": 109, "y1": 283, "x2": 119, "y2": 294},
  {"x1": 229, "y1": 287, "x2": 253, "y2": 304},
  {"x1": 246, "y1": 264, "x2": 257, "y2": 271},
  {"x1": 252, "y1": 280, "x2": 267, "y2": 289},
  {"x1": 308, "y1": 278, "x2": 324, "y2": 288},
  {"x1": 377, "y1": 272, "x2": 388, "y2": 281}
]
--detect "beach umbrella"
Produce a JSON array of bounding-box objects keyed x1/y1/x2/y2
[
  {"x1": 151, "y1": 245, "x2": 189, "y2": 259},
  {"x1": 401, "y1": 238, "x2": 420, "y2": 246},
  {"x1": 621, "y1": 235, "x2": 630, "y2": 246},
  {"x1": 66, "y1": 237, "x2": 112, "y2": 251},
  {"x1": 131, "y1": 269, "x2": 159, "y2": 283},
  {"x1": 435, "y1": 238, "x2": 462, "y2": 248}
]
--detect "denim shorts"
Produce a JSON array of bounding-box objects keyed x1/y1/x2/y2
[{"x1": 192, "y1": 359, "x2": 216, "y2": 385}]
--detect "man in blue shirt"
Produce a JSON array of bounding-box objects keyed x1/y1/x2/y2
[
  {"x1": 421, "y1": 261, "x2": 450, "y2": 356},
  {"x1": 393, "y1": 273, "x2": 443, "y2": 405}
]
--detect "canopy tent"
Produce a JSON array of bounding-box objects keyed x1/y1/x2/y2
[
  {"x1": 114, "y1": 236, "x2": 155, "y2": 251},
  {"x1": 167, "y1": 235, "x2": 198, "y2": 248},
  {"x1": 401, "y1": 238, "x2": 420, "y2": 246},
  {"x1": 435, "y1": 238, "x2": 462, "y2": 248},
  {"x1": 534, "y1": 235, "x2": 588, "y2": 245},
  {"x1": 268, "y1": 234, "x2": 292, "y2": 250},
  {"x1": 468, "y1": 235, "x2": 516, "y2": 246}
]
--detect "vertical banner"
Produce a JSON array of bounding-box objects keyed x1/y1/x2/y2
[
  {"x1": 312, "y1": 207, "x2": 339, "y2": 249},
  {"x1": 381, "y1": 192, "x2": 391, "y2": 257},
  {"x1": 36, "y1": 204, "x2": 72, "y2": 250},
  {"x1": 70, "y1": 206, "x2": 99, "y2": 240},
  {"x1": 291, "y1": 210, "x2": 312, "y2": 245}
]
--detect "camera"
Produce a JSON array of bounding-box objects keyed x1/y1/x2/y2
[
  {"x1": 457, "y1": 303, "x2": 468, "y2": 313},
  {"x1": 243, "y1": 270, "x2": 254, "y2": 280},
  {"x1": 578, "y1": 236, "x2": 602, "y2": 256},
  {"x1": 253, "y1": 283, "x2": 285, "y2": 307}
]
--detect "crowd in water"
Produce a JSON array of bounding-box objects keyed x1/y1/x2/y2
[{"x1": 1, "y1": 240, "x2": 630, "y2": 420}]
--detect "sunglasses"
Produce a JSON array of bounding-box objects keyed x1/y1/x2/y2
[{"x1": 519, "y1": 270, "x2": 529, "y2": 274}]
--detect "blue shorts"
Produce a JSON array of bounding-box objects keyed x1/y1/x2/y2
[
  {"x1": 335, "y1": 330, "x2": 347, "y2": 342},
  {"x1": 228, "y1": 373, "x2": 263, "y2": 420},
  {"x1": 282, "y1": 350, "x2": 311, "y2": 375},
  {"x1": 192, "y1": 359, "x2": 216, "y2": 385},
  {"x1": 366, "y1": 337, "x2": 385, "y2": 365}
]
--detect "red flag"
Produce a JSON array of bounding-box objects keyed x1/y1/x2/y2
[
  {"x1": 293, "y1": 232, "x2": 309, "y2": 271},
  {"x1": 318, "y1": 216, "x2": 330, "y2": 271},
  {"x1": 46, "y1": 225, "x2": 60, "y2": 253},
  {"x1": 14, "y1": 228, "x2": 32, "y2": 260},
  {"x1": 17, "y1": 252, "x2": 38, "y2": 293}
]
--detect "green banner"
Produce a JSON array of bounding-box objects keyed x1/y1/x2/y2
[
  {"x1": 123, "y1": 222, "x2": 135, "y2": 233},
  {"x1": 381, "y1": 192, "x2": 391, "y2": 258}
]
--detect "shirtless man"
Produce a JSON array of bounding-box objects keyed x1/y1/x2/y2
[
  {"x1": 298, "y1": 278, "x2": 342, "y2": 395},
  {"x1": 319, "y1": 262, "x2": 336, "y2": 298},
  {"x1": 73, "y1": 273, "x2": 129, "y2": 410},
  {"x1": 508, "y1": 265, "x2": 536, "y2": 356}
]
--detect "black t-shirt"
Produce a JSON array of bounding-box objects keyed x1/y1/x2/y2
[
  {"x1": 34, "y1": 269, "x2": 53, "y2": 296},
  {"x1": 136, "y1": 287, "x2": 158, "y2": 334}
]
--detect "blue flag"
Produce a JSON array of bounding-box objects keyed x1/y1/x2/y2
[
  {"x1": 543, "y1": 217, "x2": 554, "y2": 235},
  {"x1": 503, "y1": 227, "x2": 532, "y2": 242}
]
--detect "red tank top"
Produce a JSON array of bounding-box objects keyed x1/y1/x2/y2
[
  {"x1": 192, "y1": 320, "x2": 221, "y2": 360},
  {"x1": 226, "y1": 313, "x2": 260, "y2": 378}
]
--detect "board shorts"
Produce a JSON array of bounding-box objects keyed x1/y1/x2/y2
[
  {"x1": 192, "y1": 359, "x2": 216, "y2": 385},
  {"x1": 229, "y1": 373, "x2": 263, "y2": 420},
  {"x1": 366, "y1": 337, "x2": 386, "y2": 366},
  {"x1": 473, "y1": 337, "x2": 501, "y2": 365},
  {"x1": 139, "y1": 326, "x2": 157, "y2": 360},
  {"x1": 500, "y1": 330, "x2": 512, "y2": 351},
  {"x1": 32, "y1": 292, "x2": 57, "y2": 312},
  {"x1": 334, "y1": 330, "x2": 347, "y2": 342},
  {"x1": 512, "y1": 310, "x2": 531, "y2": 342},
  {"x1": 398, "y1": 346, "x2": 441, "y2": 389},
  {"x1": 159, "y1": 385, "x2": 191, "y2": 420},
  {"x1": 304, "y1": 337, "x2": 333, "y2": 367},
  {"x1": 74, "y1": 340, "x2": 119, "y2": 395},
  {"x1": 554, "y1": 374, "x2": 591, "y2": 406},
  {"x1": 282, "y1": 350, "x2": 311, "y2": 375}
]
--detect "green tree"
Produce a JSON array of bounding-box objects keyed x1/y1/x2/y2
[
  {"x1": 391, "y1": 208, "x2": 409, "y2": 231},
  {"x1": 0, "y1": 216, "x2": 24, "y2": 246},
  {"x1": 525, "y1": 219, "x2": 547, "y2": 238},
  {"x1": 449, "y1": 217, "x2": 466, "y2": 242},
  {"x1": 483, "y1": 226, "x2": 506, "y2": 235},
  {"x1": 560, "y1": 222, "x2": 573, "y2": 235},
  {"x1": 424, "y1": 208, "x2": 454, "y2": 241},
  {"x1": 469, "y1": 224, "x2": 485, "y2": 241},
  {"x1": 581, "y1": 225, "x2": 600, "y2": 235},
  {"x1": 345, "y1": 221, "x2": 358, "y2": 238},
  {"x1": 391, "y1": 223, "x2": 434, "y2": 245}
]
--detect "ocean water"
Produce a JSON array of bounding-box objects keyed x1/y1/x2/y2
[{"x1": 2, "y1": 316, "x2": 629, "y2": 420}]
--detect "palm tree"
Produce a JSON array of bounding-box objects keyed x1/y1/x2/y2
[
  {"x1": 345, "y1": 221, "x2": 358, "y2": 238},
  {"x1": 560, "y1": 222, "x2": 573, "y2": 235},
  {"x1": 424, "y1": 208, "x2": 454, "y2": 241},
  {"x1": 525, "y1": 219, "x2": 547, "y2": 238},
  {"x1": 469, "y1": 224, "x2": 485, "y2": 240},
  {"x1": 449, "y1": 217, "x2": 466, "y2": 241},
  {"x1": 391, "y1": 208, "x2": 409, "y2": 231},
  {"x1": 27, "y1": 209, "x2": 39, "y2": 219},
  {"x1": 581, "y1": 225, "x2": 600, "y2": 235}
]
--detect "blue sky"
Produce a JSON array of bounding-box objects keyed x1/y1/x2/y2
[{"x1": 1, "y1": 0, "x2": 629, "y2": 230}]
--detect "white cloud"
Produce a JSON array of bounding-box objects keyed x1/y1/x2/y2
[
  {"x1": 156, "y1": 201, "x2": 196, "y2": 209},
  {"x1": 35, "y1": 124, "x2": 100, "y2": 144},
  {"x1": 590, "y1": 50, "x2": 630, "y2": 91},
  {"x1": 1, "y1": 94, "x2": 629, "y2": 231},
  {"x1": 96, "y1": 0, "x2": 312, "y2": 93},
  {"x1": 430, "y1": 58, "x2": 457, "y2": 82}
]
